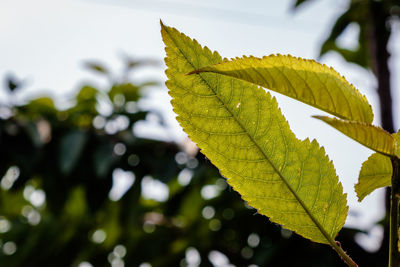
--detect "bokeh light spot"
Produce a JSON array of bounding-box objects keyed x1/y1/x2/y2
[
  {"x1": 91, "y1": 229, "x2": 107, "y2": 244},
  {"x1": 247, "y1": 233, "x2": 260, "y2": 248},
  {"x1": 241, "y1": 246, "x2": 253, "y2": 259},
  {"x1": 3, "y1": 241, "x2": 17, "y2": 255},
  {"x1": 209, "y1": 219, "x2": 221, "y2": 231},
  {"x1": 185, "y1": 247, "x2": 201, "y2": 266},
  {"x1": 113, "y1": 143, "x2": 126, "y2": 156},
  {"x1": 202, "y1": 206, "x2": 215, "y2": 219},
  {"x1": 0, "y1": 217, "x2": 11, "y2": 233},
  {"x1": 178, "y1": 168, "x2": 193, "y2": 186}
]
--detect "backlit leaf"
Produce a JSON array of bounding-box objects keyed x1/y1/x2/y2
[
  {"x1": 314, "y1": 116, "x2": 395, "y2": 156},
  {"x1": 392, "y1": 132, "x2": 400, "y2": 159},
  {"x1": 191, "y1": 55, "x2": 373, "y2": 124},
  {"x1": 355, "y1": 153, "x2": 392, "y2": 202},
  {"x1": 162, "y1": 23, "x2": 348, "y2": 244}
]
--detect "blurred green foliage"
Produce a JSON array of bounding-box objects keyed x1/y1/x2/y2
[
  {"x1": 0, "y1": 58, "x2": 386, "y2": 266},
  {"x1": 294, "y1": 0, "x2": 399, "y2": 70}
]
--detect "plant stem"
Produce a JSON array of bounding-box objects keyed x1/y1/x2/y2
[
  {"x1": 330, "y1": 241, "x2": 358, "y2": 267},
  {"x1": 390, "y1": 157, "x2": 400, "y2": 267}
]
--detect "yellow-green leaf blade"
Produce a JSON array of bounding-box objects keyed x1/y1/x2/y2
[
  {"x1": 393, "y1": 132, "x2": 400, "y2": 159},
  {"x1": 314, "y1": 116, "x2": 395, "y2": 156},
  {"x1": 191, "y1": 55, "x2": 373, "y2": 124},
  {"x1": 355, "y1": 153, "x2": 392, "y2": 202},
  {"x1": 162, "y1": 23, "x2": 348, "y2": 244}
]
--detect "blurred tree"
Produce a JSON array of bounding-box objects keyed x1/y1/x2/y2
[
  {"x1": 293, "y1": 0, "x2": 400, "y2": 265},
  {"x1": 294, "y1": 0, "x2": 399, "y2": 132},
  {"x1": 0, "y1": 57, "x2": 384, "y2": 266}
]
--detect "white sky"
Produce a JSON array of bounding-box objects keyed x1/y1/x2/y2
[{"x1": 2, "y1": 0, "x2": 400, "y2": 251}]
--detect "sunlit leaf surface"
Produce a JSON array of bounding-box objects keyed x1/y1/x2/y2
[
  {"x1": 314, "y1": 116, "x2": 394, "y2": 156},
  {"x1": 355, "y1": 153, "x2": 392, "y2": 202},
  {"x1": 191, "y1": 54, "x2": 373, "y2": 124},
  {"x1": 162, "y1": 23, "x2": 348, "y2": 244}
]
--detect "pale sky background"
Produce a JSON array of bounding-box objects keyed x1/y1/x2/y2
[{"x1": 1, "y1": 0, "x2": 400, "y2": 251}]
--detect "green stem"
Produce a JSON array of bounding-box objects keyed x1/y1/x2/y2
[
  {"x1": 390, "y1": 157, "x2": 400, "y2": 267},
  {"x1": 330, "y1": 241, "x2": 357, "y2": 267}
]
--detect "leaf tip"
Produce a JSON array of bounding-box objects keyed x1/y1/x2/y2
[
  {"x1": 160, "y1": 19, "x2": 168, "y2": 32},
  {"x1": 354, "y1": 184, "x2": 364, "y2": 202},
  {"x1": 312, "y1": 115, "x2": 323, "y2": 119},
  {"x1": 312, "y1": 115, "x2": 331, "y2": 124}
]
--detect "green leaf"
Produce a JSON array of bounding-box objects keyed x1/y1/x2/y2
[
  {"x1": 76, "y1": 85, "x2": 98, "y2": 103},
  {"x1": 314, "y1": 116, "x2": 395, "y2": 157},
  {"x1": 93, "y1": 142, "x2": 115, "y2": 178},
  {"x1": 67, "y1": 86, "x2": 99, "y2": 126},
  {"x1": 73, "y1": 85, "x2": 99, "y2": 115},
  {"x1": 162, "y1": 23, "x2": 348, "y2": 244},
  {"x1": 393, "y1": 132, "x2": 400, "y2": 159},
  {"x1": 21, "y1": 97, "x2": 57, "y2": 117},
  {"x1": 109, "y1": 83, "x2": 140, "y2": 103},
  {"x1": 190, "y1": 54, "x2": 373, "y2": 124},
  {"x1": 84, "y1": 61, "x2": 110, "y2": 75},
  {"x1": 355, "y1": 153, "x2": 392, "y2": 202},
  {"x1": 59, "y1": 130, "x2": 88, "y2": 175}
]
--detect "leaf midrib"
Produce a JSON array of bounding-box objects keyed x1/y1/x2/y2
[{"x1": 163, "y1": 24, "x2": 337, "y2": 245}]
